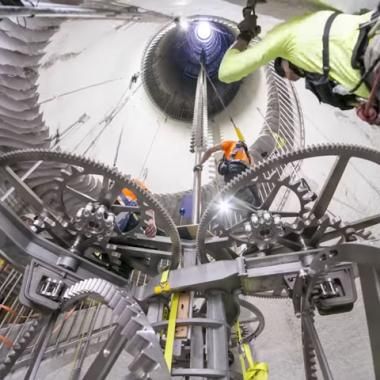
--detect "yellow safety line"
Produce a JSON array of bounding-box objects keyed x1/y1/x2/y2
[
  {"x1": 236, "y1": 321, "x2": 269, "y2": 380},
  {"x1": 164, "y1": 293, "x2": 180, "y2": 370},
  {"x1": 234, "y1": 125, "x2": 246, "y2": 142}
]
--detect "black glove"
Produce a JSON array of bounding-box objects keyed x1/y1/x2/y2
[
  {"x1": 238, "y1": 7, "x2": 261, "y2": 43},
  {"x1": 193, "y1": 164, "x2": 203, "y2": 172}
]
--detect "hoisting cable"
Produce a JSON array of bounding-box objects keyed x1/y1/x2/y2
[
  {"x1": 54, "y1": 113, "x2": 90, "y2": 148},
  {"x1": 138, "y1": 118, "x2": 162, "y2": 179},
  {"x1": 235, "y1": 320, "x2": 269, "y2": 380},
  {"x1": 40, "y1": 77, "x2": 125, "y2": 105},
  {"x1": 201, "y1": 62, "x2": 246, "y2": 142},
  {"x1": 113, "y1": 126, "x2": 124, "y2": 168},
  {"x1": 138, "y1": 88, "x2": 175, "y2": 178},
  {"x1": 76, "y1": 82, "x2": 142, "y2": 154}
]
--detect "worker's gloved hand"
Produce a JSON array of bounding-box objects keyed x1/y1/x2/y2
[
  {"x1": 193, "y1": 164, "x2": 203, "y2": 172},
  {"x1": 144, "y1": 218, "x2": 157, "y2": 238},
  {"x1": 238, "y1": 7, "x2": 261, "y2": 43},
  {"x1": 356, "y1": 103, "x2": 379, "y2": 125}
]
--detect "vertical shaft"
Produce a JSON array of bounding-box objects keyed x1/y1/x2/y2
[
  {"x1": 192, "y1": 66, "x2": 208, "y2": 225},
  {"x1": 206, "y1": 291, "x2": 229, "y2": 380}
]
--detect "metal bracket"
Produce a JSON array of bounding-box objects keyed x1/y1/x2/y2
[{"x1": 19, "y1": 259, "x2": 82, "y2": 312}]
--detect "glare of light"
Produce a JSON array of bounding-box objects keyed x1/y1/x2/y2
[
  {"x1": 196, "y1": 21, "x2": 212, "y2": 40},
  {"x1": 219, "y1": 200, "x2": 231, "y2": 213},
  {"x1": 179, "y1": 18, "x2": 189, "y2": 30}
]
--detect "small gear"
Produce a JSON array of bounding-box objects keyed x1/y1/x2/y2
[{"x1": 196, "y1": 168, "x2": 317, "y2": 262}]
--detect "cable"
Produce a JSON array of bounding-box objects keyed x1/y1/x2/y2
[
  {"x1": 201, "y1": 62, "x2": 245, "y2": 141},
  {"x1": 138, "y1": 118, "x2": 163, "y2": 179},
  {"x1": 40, "y1": 77, "x2": 126, "y2": 105},
  {"x1": 113, "y1": 126, "x2": 124, "y2": 168},
  {"x1": 58, "y1": 114, "x2": 90, "y2": 144},
  {"x1": 74, "y1": 82, "x2": 142, "y2": 154}
]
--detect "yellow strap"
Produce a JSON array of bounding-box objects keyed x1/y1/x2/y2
[
  {"x1": 244, "y1": 364, "x2": 269, "y2": 380},
  {"x1": 273, "y1": 132, "x2": 287, "y2": 150},
  {"x1": 234, "y1": 126, "x2": 246, "y2": 142},
  {"x1": 235, "y1": 321, "x2": 269, "y2": 380},
  {"x1": 164, "y1": 293, "x2": 180, "y2": 370},
  {"x1": 154, "y1": 270, "x2": 171, "y2": 295}
]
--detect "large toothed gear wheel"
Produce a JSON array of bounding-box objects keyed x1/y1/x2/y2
[
  {"x1": 197, "y1": 144, "x2": 377, "y2": 263},
  {"x1": 0, "y1": 149, "x2": 180, "y2": 276}
]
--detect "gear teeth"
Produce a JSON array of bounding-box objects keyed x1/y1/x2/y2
[
  {"x1": 301, "y1": 193, "x2": 314, "y2": 202},
  {"x1": 0, "y1": 318, "x2": 42, "y2": 378},
  {"x1": 302, "y1": 310, "x2": 318, "y2": 380},
  {"x1": 62, "y1": 278, "x2": 170, "y2": 380}
]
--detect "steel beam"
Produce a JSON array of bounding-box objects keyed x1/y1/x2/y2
[
  {"x1": 358, "y1": 265, "x2": 380, "y2": 379},
  {"x1": 0, "y1": 4, "x2": 171, "y2": 22},
  {"x1": 191, "y1": 67, "x2": 207, "y2": 225}
]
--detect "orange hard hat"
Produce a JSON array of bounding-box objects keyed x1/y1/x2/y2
[{"x1": 121, "y1": 179, "x2": 147, "y2": 201}]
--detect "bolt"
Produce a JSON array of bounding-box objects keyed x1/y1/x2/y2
[
  {"x1": 245, "y1": 223, "x2": 252, "y2": 233},
  {"x1": 299, "y1": 269, "x2": 307, "y2": 278},
  {"x1": 103, "y1": 349, "x2": 111, "y2": 358},
  {"x1": 105, "y1": 219, "x2": 113, "y2": 227},
  {"x1": 295, "y1": 312, "x2": 301, "y2": 318},
  {"x1": 251, "y1": 214, "x2": 259, "y2": 224},
  {"x1": 263, "y1": 212, "x2": 271, "y2": 222}
]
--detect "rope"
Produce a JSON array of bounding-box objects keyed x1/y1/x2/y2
[
  {"x1": 113, "y1": 126, "x2": 124, "y2": 168},
  {"x1": 74, "y1": 83, "x2": 142, "y2": 154},
  {"x1": 201, "y1": 62, "x2": 246, "y2": 142},
  {"x1": 235, "y1": 321, "x2": 269, "y2": 380},
  {"x1": 138, "y1": 118, "x2": 162, "y2": 179},
  {"x1": 52, "y1": 114, "x2": 90, "y2": 149},
  {"x1": 40, "y1": 78, "x2": 125, "y2": 105}
]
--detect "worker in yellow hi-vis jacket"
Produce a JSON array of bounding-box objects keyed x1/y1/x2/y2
[{"x1": 219, "y1": 5, "x2": 380, "y2": 124}]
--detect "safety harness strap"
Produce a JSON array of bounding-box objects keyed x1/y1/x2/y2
[
  {"x1": 322, "y1": 12, "x2": 340, "y2": 79},
  {"x1": 304, "y1": 12, "x2": 358, "y2": 110},
  {"x1": 164, "y1": 292, "x2": 180, "y2": 371},
  {"x1": 154, "y1": 269, "x2": 171, "y2": 294}
]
